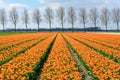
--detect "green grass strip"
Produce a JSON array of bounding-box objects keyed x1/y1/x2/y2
[{"x1": 0, "y1": 32, "x2": 32, "y2": 36}]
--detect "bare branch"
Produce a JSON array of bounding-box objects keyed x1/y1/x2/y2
[
  {"x1": 79, "y1": 8, "x2": 87, "y2": 32},
  {"x1": 112, "y1": 8, "x2": 120, "y2": 31},
  {"x1": 101, "y1": 7, "x2": 110, "y2": 32},
  {"x1": 9, "y1": 7, "x2": 19, "y2": 32},
  {"x1": 89, "y1": 8, "x2": 98, "y2": 31},
  {"x1": 33, "y1": 8, "x2": 42, "y2": 32},
  {"x1": 68, "y1": 7, "x2": 77, "y2": 32},
  {"x1": 56, "y1": 6, "x2": 65, "y2": 32},
  {"x1": 22, "y1": 9, "x2": 29, "y2": 32},
  {"x1": 0, "y1": 9, "x2": 7, "y2": 32},
  {"x1": 44, "y1": 7, "x2": 54, "y2": 32}
]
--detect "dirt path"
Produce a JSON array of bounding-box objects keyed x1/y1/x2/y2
[{"x1": 62, "y1": 35, "x2": 94, "y2": 80}]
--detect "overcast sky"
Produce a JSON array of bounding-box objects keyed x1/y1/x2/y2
[{"x1": 0, "y1": 0, "x2": 120, "y2": 30}]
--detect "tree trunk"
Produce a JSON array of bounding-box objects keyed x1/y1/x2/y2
[
  {"x1": 62, "y1": 23, "x2": 64, "y2": 32},
  {"x1": 95, "y1": 22, "x2": 97, "y2": 32},
  {"x1": 83, "y1": 22, "x2": 86, "y2": 32},
  {"x1": 15, "y1": 24, "x2": 16, "y2": 32},
  {"x1": 49, "y1": 23, "x2": 51, "y2": 32},
  {"x1": 38, "y1": 24, "x2": 39, "y2": 32},
  {"x1": 106, "y1": 24, "x2": 107, "y2": 32},
  {"x1": 3, "y1": 23, "x2": 5, "y2": 32},
  {"x1": 26, "y1": 24, "x2": 28, "y2": 32},
  {"x1": 72, "y1": 23, "x2": 74, "y2": 32},
  {"x1": 117, "y1": 22, "x2": 119, "y2": 32}
]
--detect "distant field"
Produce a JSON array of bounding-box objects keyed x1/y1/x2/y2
[
  {"x1": 95, "y1": 32, "x2": 120, "y2": 35},
  {"x1": 1, "y1": 31, "x2": 120, "y2": 36},
  {"x1": 0, "y1": 32, "x2": 120, "y2": 79},
  {"x1": 0, "y1": 32, "x2": 31, "y2": 36}
]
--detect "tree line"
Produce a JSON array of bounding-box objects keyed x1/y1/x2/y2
[{"x1": 0, "y1": 7, "x2": 120, "y2": 32}]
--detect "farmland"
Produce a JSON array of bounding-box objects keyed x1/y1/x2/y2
[
  {"x1": 0, "y1": 32, "x2": 30, "y2": 36},
  {"x1": 0, "y1": 32, "x2": 120, "y2": 80}
]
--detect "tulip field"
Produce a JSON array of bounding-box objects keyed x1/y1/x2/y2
[{"x1": 0, "y1": 32, "x2": 120, "y2": 80}]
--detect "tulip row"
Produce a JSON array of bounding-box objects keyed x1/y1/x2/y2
[
  {"x1": 66, "y1": 33, "x2": 120, "y2": 61},
  {"x1": 73, "y1": 33, "x2": 120, "y2": 45},
  {"x1": 86, "y1": 33, "x2": 120, "y2": 45},
  {"x1": 0, "y1": 33, "x2": 44, "y2": 50},
  {"x1": 0, "y1": 33, "x2": 56, "y2": 79},
  {"x1": 63, "y1": 34, "x2": 120, "y2": 79},
  {"x1": 0, "y1": 33, "x2": 51, "y2": 66},
  {"x1": 71, "y1": 33, "x2": 120, "y2": 50},
  {"x1": 40, "y1": 34, "x2": 82, "y2": 79}
]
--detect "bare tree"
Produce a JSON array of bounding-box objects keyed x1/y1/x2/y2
[
  {"x1": 112, "y1": 8, "x2": 120, "y2": 31},
  {"x1": 0, "y1": 9, "x2": 7, "y2": 32},
  {"x1": 89, "y1": 8, "x2": 98, "y2": 31},
  {"x1": 68, "y1": 7, "x2": 77, "y2": 32},
  {"x1": 79, "y1": 8, "x2": 87, "y2": 32},
  {"x1": 44, "y1": 7, "x2": 54, "y2": 32},
  {"x1": 22, "y1": 9, "x2": 29, "y2": 32},
  {"x1": 33, "y1": 8, "x2": 42, "y2": 32},
  {"x1": 101, "y1": 7, "x2": 110, "y2": 32},
  {"x1": 9, "y1": 7, "x2": 19, "y2": 32},
  {"x1": 57, "y1": 6, "x2": 65, "y2": 32}
]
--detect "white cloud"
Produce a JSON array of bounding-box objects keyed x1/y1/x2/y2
[
  {"x1": 0, "y1": 0, "x2": 7, "y2": 8},
  {"x1": 39, "y1": 7, "x2": 46, "y2": 12},
  {"x1": 48, "y1": 2, "x2": 61, "y2": 10},
  {"x1": 8, "y1": 3, "x2": 27, "y2": 10},
  {"x1": 39, "y1": 2, "x2": 61, "y2": 13},
  {"x1": 39, "y1": 0, "x2": 54, "y2": 4},
  {"x1": 102, "y1": 0, "x2": 111, "y2": 5},
  {"x1": 39, "y1": 0, "x2": 45, "y2": 4},
  {"x1": 0, "y1": 0, "x2": 3, "y2": 5},
  {"x1": 0, "y1": 0, "x2": 28, "y2": 11}
]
